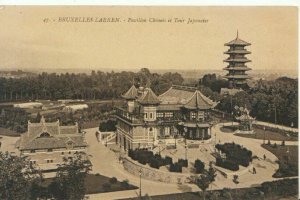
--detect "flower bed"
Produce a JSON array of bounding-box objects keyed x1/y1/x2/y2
[{"x1": 215, "y1": 142, "x2": 252, "y2": 171}]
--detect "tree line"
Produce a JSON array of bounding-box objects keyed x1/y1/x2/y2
[
  {"x1": 199, "y1": 75, "x2": 298, "y2": 128},
  {"x1": 0, "y1": 68, "x2": 184, "y2": 101}
]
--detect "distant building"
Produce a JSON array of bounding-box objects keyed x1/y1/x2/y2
[
  {"x1": 64, "y1": 104, "x2": 88, "y2": 113},
  {"x1": 223, "y1": 31, "x2": 252, "y2": 88},
  {"x1": 220, "y1": 88, "x2": 243, "y2": 96},
  {"x1": 115, "y1": 85, "x2": 218, "y2": 150},
  {"x1": 16, "y1": 116, "x2": 87, "y2": 170},
  {"x1": 14, "y1": 102, "x2": 43, "y2": 109}
]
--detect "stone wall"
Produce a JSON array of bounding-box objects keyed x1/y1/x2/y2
[{"x1": 122, "y1": 156, "x2": 191, "y2": 184}]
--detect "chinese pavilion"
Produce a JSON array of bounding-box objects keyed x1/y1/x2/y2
[
  {"x1": 115, "y1": 85, "x2": 218, "y2": 150},
  {"x1": 235, "y1": 107, "x2": 255, "y2": 134},
  {"x1": 223, "y1": 31, "x2": 252, "y2": 88}
]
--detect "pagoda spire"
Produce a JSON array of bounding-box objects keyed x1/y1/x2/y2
[{"x1": 236, "y1": 30, "x2": 239, "y2": 39}]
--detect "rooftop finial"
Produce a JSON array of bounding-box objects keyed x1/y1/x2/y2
[{"x1": 236, "y1": 30, "x2": 239, "y2": 39}]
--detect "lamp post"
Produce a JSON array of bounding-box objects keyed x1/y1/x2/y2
[
  {"x1": 185, "y1": 138, "x2": 188, "y2": 160},
  {"x1": 174, "y1": 133, "x2": 177, "y2": 149},
  {"x1": 139, "y1": 168, "x2": 142, "y2": 198},
  {"x1": 263, "y1": 126, "x2": 266, "y2": 144},
  {"x1": 231, "y1": 111, "x2": 234, "y2": 127}
]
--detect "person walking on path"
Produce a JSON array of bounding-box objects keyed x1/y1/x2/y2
[
  {"x1": 263, "y1": 154, "x2": 266, "y2": 160},
  {"x1": 253, "y1": 167, "x2": 256, "y2": 174}
]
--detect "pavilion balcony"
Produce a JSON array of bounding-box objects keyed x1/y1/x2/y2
[{"x1": 115, "y1": 106, "x2": 144, "y2": 124}]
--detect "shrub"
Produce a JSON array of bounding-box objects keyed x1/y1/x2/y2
[
  {"x1": 273, "y1": 143, "x2": 277, "y2": 148},
  {"x1": 149, "y1": 157, "x2": 160, "y2": 169},
  {"x1": 121, "y1": 179, "x2": 130, "y2": 189},
  {"x1": 95, "y1": 173, "x2": 100, "y2": 176},
  {"x1": 267, "y1": 140, "x2": 271, "y2": 145},
  {"x1": 170, "y1": 162, "x2": 182, "y2": 173},
  {"x1": 281, "y1": 140, "x2": 285, "y2": 146},
  {"x1": 102, "y1": 183, "x2": 111, "y2": 192},
  {"x1": 165, "y1": 156, "x2": 173, "y2": 165},
  {"x1": 216, "y1": 157, "x2": 239, "y2": 171},
  {"x1": 109, "y1": 177, "x2": 118, "y2": 184},
  {"x1": 178, "y1": 159, "x2": 188, "y2": 167},
  {"x1": 194, "y1": 159, "x2": 205, "y2": 173}
]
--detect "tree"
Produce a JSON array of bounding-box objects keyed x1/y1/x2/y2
[
  {"x1": 191, "y1": 173, "x2": 212, "y2": 200},
  {"x1": 49, "y1": 152, "x2": 92, "y2": 200},
  {"x1": 0, "y1": 151, "x2": 41, "y2": 200}
]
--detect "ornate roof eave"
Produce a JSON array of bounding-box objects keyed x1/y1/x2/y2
[
  {"x1": 223, "y1": 67, "x2": 252, "y2": 71},
  {"x1": 137, "y1": 88, "x2": 160, "y2": 105},
  {"x1": 223, "y1": 58, "x2": 251, "y2": 63},
  {"x1": 122, "y1": 85, "x2": 138, "y2": 100},
  {"x1": 183, "y1": 90, "x2": 218, "y2": 110}
]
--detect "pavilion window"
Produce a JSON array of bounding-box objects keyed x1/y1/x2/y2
[
  {"x1": 150, "y1": 113, "x2": 153, "y2": 119},
  {"x1": 191, "y1": 112, "x2": 196, "y2": 119}
]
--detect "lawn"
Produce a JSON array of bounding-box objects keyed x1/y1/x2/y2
[
  {"x1": 81, "y1": 119, "x2": 101, "y2": 129},
  {"x1": 220, "y1": 125, "x2": 238, "y2": 133},
  {"x1": 262, "y1": 144, "x2": 298, "y2": 178},
  {"x1": 44, "y1": 174, "x2": 138, "y2": 194},
  {"x1": 0, "y1": 127, "x2": 21, "y2": 137},
  {"x1": 235, "y1": 127, "x2": 298, "y2": 141}
]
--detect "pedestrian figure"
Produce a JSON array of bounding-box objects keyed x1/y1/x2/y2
[
  {"x1": 263, "y1": 154, "x2": 266, "y2": 160},
  {"x1": 95, "y1": 132, "x2": 100, "y2": 142},
  {"x1": 253, "y1": 167, "x2": 256, "y2": 174}
]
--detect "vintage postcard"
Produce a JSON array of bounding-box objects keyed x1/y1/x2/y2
[{"x1": 0, "y1": 5, "x2": 298, "y2": 200}]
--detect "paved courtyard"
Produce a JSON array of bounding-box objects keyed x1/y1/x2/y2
[{"x1": 0, "y1": 123, "x2": 298, "y2": 200}]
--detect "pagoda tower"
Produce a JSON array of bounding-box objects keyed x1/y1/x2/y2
[{"x1": 223, "y1": 31, "x2": 252, "y2": 88}]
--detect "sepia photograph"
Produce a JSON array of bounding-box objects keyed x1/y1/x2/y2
[{"x1": 0, "y1": 4, "x2": 298, "y2": 200}]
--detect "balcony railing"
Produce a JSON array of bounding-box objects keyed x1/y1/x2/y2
[{"x1": 115, "y1": 106, "x2": 144, "y2": 124}]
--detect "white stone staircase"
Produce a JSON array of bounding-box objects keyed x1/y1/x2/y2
[{"x1": 101, "y1": 132, "x2": 116, "y2": 145}]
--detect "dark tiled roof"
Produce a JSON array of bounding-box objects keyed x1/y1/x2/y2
[
  {"x1": 137, "y1": 88, "x2": 160, "y2": 105},
  {"x1": 184, "y1": 90, "x2": 218, "y2": 110},
  {"x1": 18, "y1": 120, "x2": 86, "y2": 151},
  {"x1": 159, "y1": 86, "x2": 195, "y2": 104},
  {"x1": 225, "y1": 37, "x2": 251, "y2": 46},
  {"x1": 157, "y1": 104, "x2": 181, "y2": 111},
  {"x1": 122, "y1": 85, "x2": 138, "y2": 100},
  {"x1": 19, "y1": 136, "x2": 87, "y2": 150}
]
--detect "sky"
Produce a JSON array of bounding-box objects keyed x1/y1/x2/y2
[{"x1": 0, "y1": 6, "x2": 298, "y2": 73}]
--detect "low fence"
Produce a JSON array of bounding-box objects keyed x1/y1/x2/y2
[{"x1": 122, "y1": 156, "x2": 191, "y2": 184}]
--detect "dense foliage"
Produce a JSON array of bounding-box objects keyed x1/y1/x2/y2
[
  {"x1": 0, "y1": 152, "x2": 41, "y2": 200},
  {"x1": 194, "y1": 159, "x2": 205, "y2": 174},
  {"x1": 217, "y1": 77, "x2": 298, "y2": 127},
  {"x1": 215, "y1": 142, "x2": 252, "y2": 171},
  {"x1": 0, "y1": 68, "x2": 184, "y2": 101},
  {"x1": 128, "y1": 149, "x2": 188, "y2": 173},
  {"x1": 99, "y1": 119, "x2": 117, "y2": 132}
]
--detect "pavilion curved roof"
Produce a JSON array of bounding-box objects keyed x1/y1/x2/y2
[
  {"x1": 184, "y1": 90, "x2": 218, "y2": 110},
  {"x1": 137, "y1": 88, "x2": 160, "y2": 105},
  {"x1": 122, "y1": 85, "x2": 138, "y2": 100}
]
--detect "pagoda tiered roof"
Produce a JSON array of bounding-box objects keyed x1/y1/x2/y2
[
  {"x1": 183, "y1": 90, "x2": 218, "y2": 110},
  {"x1": 224, "y1": 49, "x2": 251, "y2": 54},
  {"x1": 223, "y1": 66, "x2": 252, "y2": 71},
  {"x1": 225, "y1": 35, "x2": 251, "y2": 46},
  {"x1": 122, "y1": 85, "x2": 138, "y2": 100},
  {"x1": 137, "y1": 88, "x2": 160, "y2": 105},
  {"x1": 224, "y1": 74, "x2": 251, "y2": 79},
  {"x1": 223, "y1": 58, "x2": 251, "y2": 63}
]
